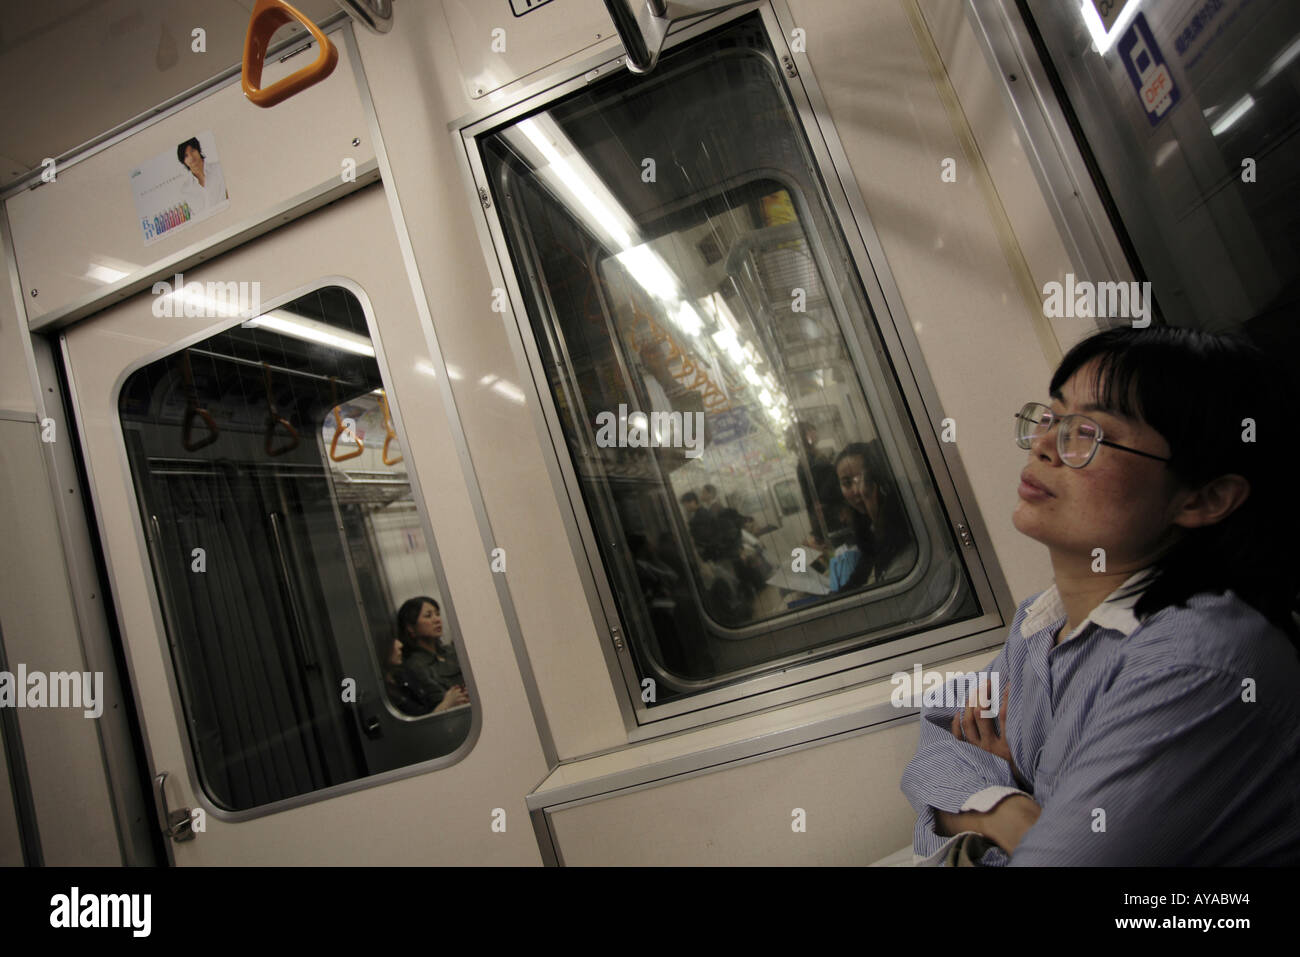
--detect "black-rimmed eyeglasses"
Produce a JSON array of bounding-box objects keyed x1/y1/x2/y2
[{"x1": 1014, "y1": 402, "x2": 1171, "y2": 468}]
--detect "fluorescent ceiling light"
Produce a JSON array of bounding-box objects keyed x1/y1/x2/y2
[
  {"x1": 243, "y1": 311, "x2": 375, "y2": 357},
  {"x1": 1080, "y1": 0, "x2": 1143, "y2": 56}
]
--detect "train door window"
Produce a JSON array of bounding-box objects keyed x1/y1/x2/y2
[
  {"x1": 1022, "y1": 1, "x2": 1300, "y2": 333},
  {"x1": 477, "y1": 14, "x2": 985, "y2": 712},
  {"x1": 118, "y1": 285, "x2": 472, "y2": 813}
]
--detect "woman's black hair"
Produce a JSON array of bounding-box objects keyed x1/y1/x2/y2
[
  {"x1": 176, "y1": 137, "x2": 204, "y2": 167},
  {"x1": 395, "y1": 595, "x2": 440, "y2": 647},
  {"x1": 1049, "y1": 325, "x2": 1298, "y2": 639},
  {"x1": 834, "y1": 440, "x2": 913, "y2": 582}
]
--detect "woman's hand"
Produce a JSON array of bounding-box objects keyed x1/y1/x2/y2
[
  {"x1": 936, "y1": 795, "x2": 1042, "y2": 856},
  {"x1": 434, "y1": 686, "x2": 470, "y2": 712},
  {"x1": 951, "y1": 681, "x2": 1026, "y2": 788}
]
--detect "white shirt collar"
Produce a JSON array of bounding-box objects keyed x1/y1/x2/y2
[{"x1": 1022, "y1": 568, "x2": 1155, "y2": 641}]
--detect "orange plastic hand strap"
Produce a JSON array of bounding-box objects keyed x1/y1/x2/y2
[
  {"x1": 378, "y1": 391, "x2": 402, "y2": 466},
  {"x1": 327, "y1": 377, "x2": 364, "y2": 462},
  {"x1": 182, "y1": 403, "x2": 220, "y2": 452},
  {"x1": 330, "y1": 406, "x2": 364, "y2": 461},
  {"x1": 261, "y1": 363, "x2": 300, "y2": 457},
  {"x1": 179, "y1": 352, "x2": 220, "y2": 451},
  {"x1": 242, "y1": 0, "x2": 339, "y2": 108}
]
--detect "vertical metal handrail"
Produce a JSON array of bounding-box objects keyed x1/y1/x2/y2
[{"x1": 268, "y1": 512, "x2": 317, "y2": 669}]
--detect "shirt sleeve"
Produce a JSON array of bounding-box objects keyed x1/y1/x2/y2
[
  {"x1": 900, "y1": 642, "x2": 1028, "y2": 863},
  {"x1": 1009, "y1": 663, "x2": 1273, "y2": 865}
]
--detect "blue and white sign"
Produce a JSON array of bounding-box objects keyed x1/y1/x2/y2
[
  {"x1": 1118, "y1": 12, "x2": 1180, "y2": 126},
  {"x1": 708, "y1": 407, "x2": 753, "y2": 446}
]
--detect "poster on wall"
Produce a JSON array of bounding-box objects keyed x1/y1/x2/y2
[{"x1": 129, "y1": 130, "x2": 230, "y2": 246}]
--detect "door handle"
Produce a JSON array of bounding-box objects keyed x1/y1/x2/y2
[{"x1": 153, "y1": 771, "x2": 196, "y2": 843}]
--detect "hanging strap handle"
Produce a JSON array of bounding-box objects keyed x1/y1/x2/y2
[
  {"x1": 242, "y1": 0, "x2": 339, "y2": 108},
  {"x1": 179, "y1": 352, "x2": 220, "y2": 452},
  {"x1": 378, "y1": 391, "x2": 402, "y2": 466},
  {"x1": 328, "y1": 376, "x2": 364, "y2": 462},
  {"x1": 261, "y1": 363, "x2": 300, "y2": 457}
]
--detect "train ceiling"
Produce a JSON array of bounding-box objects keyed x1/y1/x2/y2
[{"x1": 0, "y1": 0, "x2": 342, "y2": 191}]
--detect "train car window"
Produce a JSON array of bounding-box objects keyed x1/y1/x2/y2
[
  {"x1": 119, "y1": 285, "x2": 472, "y2": 813},
  {"x1": 479, "y1": 15, "x2": 980, "y2": 708},
  {"x1": 1022, "y1": 1, "x2": 1300, "y2": 336}
]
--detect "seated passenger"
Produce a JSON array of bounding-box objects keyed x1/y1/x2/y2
[
  {"x1": 901, "y1": 325, "x2": 1300, "y2": 865},
  {"x1": 790, "y1": 420, "x2": 845, "y2": 544},
  {"x1": 381, "y1": 636, "x2": 430, "y2": 717},
  {"x1": 392, "y1": 596, "x2": 469, "y2": 715},
  {"x1": 679, "y1": 490, "x2": 715, "y2": 552},
  {"x1": 830, "y1": 440, "x2": 915, "y2": 592}
]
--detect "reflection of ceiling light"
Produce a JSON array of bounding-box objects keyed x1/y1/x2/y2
[
  {"x1": 517, "y1": 117, "x2": 634, "y2": 249},
  {"x1": 1262, "y1": 35, "x2": 1300, "y2": 84},
  {"x1": 674, "y1": 301, "x2": 703, "y2": 337},
  {"x1": 1080, "y1": 0, "x2": 1142, "y2": 56},
  {"x1": 1153, "y1": 141, "x2": 1179, "y2": 167},
  {"x1": 416, "y1": 359, "x2": 459, "y2": 380},
  {"x1": 1209, "y1": 95, "x2": 1254, "y2": 136},
  {"x1": 85, "y1": 264, "x2": 128, "y2": 284},
  {"x1": 491, "y1": 380, "x2": 525, "y2": 404},
  {"x1": 743, "y1": 364, "x2": 761, "y2": 386},
  {"x1": 243, "y1": 312, "x2": 375, "y2": 357},
  {"x1": 711, "y1": 326, "x2": 745, "y2": 365},
  {"x1": 616, "y1": 244, "x2": 680, "y2": 301}
]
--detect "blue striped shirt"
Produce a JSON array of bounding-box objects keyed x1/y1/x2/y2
[{"x1": 900, "y1": 573, "x2": 1300, "y2": 865}]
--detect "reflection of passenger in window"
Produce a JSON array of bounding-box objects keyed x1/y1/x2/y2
[
  {"x1": 679, "y1": 490, "x2": 775, "y2": 623},
  {"x1": 382, "y1": 637, "x2": 427, "y2": 717},
  {"x1": 831, "y1": 441, "x2": 915, "y2": 592},
  {"x1": 389, "y1": 597, "x2": 469, "y2": 715},
  {"x1": 790, "y1": 421, "x2": 845, "y2": 546}
]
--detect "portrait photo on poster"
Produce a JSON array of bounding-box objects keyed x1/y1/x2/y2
[{"x1": 129, "y1": 129, "x2": 230, "y2": 246}]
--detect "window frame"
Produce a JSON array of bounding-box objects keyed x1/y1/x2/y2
[
  {"x1": 109, "y1": 277, "x2": 481, "y2": 821},
  {"x1": 455, "y1": 1, "x2": 1014, "y2": 735}
]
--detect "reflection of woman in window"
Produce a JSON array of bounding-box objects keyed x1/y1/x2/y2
[
  {"x1": 393, "y1": 597, "x2": 469, "y2": 714},
  {"x1": 381, "y1": 637, "x2": 427, "y2": 717},
  {"x1": 831, "y1": 441, "x2": 914, "y2": 591},
  {"x1": 177, "y1": 136, "x2": 228, "y2": 214}
]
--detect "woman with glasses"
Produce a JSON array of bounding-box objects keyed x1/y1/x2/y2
[{"x1": 901, "y1": 325, "x2": 1300, "y2": 865}]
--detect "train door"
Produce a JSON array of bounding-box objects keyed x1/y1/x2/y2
[{"x1": 59, "y1": 183, "x2": 550, "y2": 865}]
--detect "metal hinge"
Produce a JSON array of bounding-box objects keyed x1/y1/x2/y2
[
  {"x1": 956, "y1": 523, "x2": 974, "y2": 548},
  {"x1": 610, "y1": 625, "x2": 625, "y2": 652},
  {"x1": 781, "y1": 55, "x2": 798, "y2": 78},
  {"x1": 478, "y1": 186, "x2": 491, "y2": 210}
]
